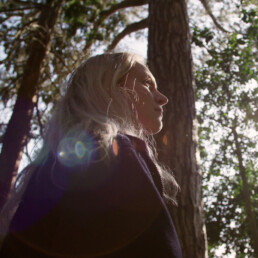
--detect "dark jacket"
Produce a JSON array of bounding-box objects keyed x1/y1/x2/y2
[{"x1": 1, "y1": 134, "x2": 182, "y2": 258}]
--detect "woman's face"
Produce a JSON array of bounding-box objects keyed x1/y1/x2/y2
[{"x1": 123, "y1": 63, "x2": 168, "y2": 134}]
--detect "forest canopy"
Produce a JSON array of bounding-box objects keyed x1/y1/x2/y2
[{"x1": 0, "y1": 0, "x2": 257, "y2": 256}]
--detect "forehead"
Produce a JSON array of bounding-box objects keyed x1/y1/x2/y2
[{"x1": 129, "y1": 62, "x2": 155, "y2": 82}]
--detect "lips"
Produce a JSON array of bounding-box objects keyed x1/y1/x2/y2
[{"x1": 154, "y1": 107, "x2": 163, "y2": 116}]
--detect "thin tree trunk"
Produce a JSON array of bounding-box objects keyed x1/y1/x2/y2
[
  {"x1": 148, "y1": 0, "x2": 207, "y2": 257},
  {"x1": 0, "y1": 0, "x2": 64, "y2": 210},
  {"x1": 232, "y1": 127, "x2": 258, "y2": 257}
]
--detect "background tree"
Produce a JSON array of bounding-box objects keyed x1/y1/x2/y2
[
  {"x1": 148, "y1": 0, "x2": 207, "y2": 257},
  {"x1": 193, "y1": 1, "x2": 258, "y2": 255},
  {"x1": 0, "y1": 0, "x2": 64, "y2": 209}
]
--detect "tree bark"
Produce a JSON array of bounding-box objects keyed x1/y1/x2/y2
[
  {"x1": 232, "y1": 127, "x2": 258, "y2": 257},
  {"x1": 148, "y1": 0, "x2": 208, "y2": 257},
  {"x1": 0, "y1": 0, "x2": 64, "y2": 210}
]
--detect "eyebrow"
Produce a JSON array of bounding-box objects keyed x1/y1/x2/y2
[
  {"x1": 144, "y1": 75, "x2": 152, "y2": 81},
  {"x1": 142, "y1": 73, "x2": 153, "y2": 82},
  {"x1": 145, "y1": 74, "x2": 157, "y2": 89}
]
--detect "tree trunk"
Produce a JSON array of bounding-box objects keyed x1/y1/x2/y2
[
  {"x1": 148, "y1": 0, "x2": 207, "y2": 257},
  {"x1": 0, "y1": 0, "x2": 64, "y2": 210},
  {"x1": 232, "y1": 127, "x2": 258, "y2": 257}
]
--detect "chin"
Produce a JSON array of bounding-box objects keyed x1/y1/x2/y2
[
  {"x1": 147, "y1": 123, "x2": 163, "y2": 135},
  {"x1": 152, "y1": 128, "x2": 162, "y2": 135}
]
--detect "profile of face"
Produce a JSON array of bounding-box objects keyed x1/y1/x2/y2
[{"x1": 122, "y1": 62, "x2": 168, "y2": 134}]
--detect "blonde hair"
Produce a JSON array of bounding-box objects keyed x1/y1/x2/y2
[
  {"x1": 0, "y1": 53, "x2": 178, "y2": 240},
  {"x1": 46, "y1": 53, "x2": 144, "y2": 150}
]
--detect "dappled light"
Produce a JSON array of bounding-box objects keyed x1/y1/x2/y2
[
  {"x1": 112, "y1": 138, "x2": 119, "y2": 157},
  {"x1": 162, "y1": 135, "x2": 168, "y2": 146}
]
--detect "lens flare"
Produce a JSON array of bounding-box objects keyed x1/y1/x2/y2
[
  {"x1": 75, "y1": 141, "x2": 86, "y2": 159},
  {"x1": 57, "y1": 132, "x2": 95, "y2": 167}
]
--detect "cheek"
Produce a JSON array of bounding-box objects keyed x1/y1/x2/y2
[
  {"x1": 134, "y1": 89, "x2": 150, "y2": 105},
  {"x1": 133, "y1": 95, "x2": 147, "y2": 113},
  {"x1": 134, "y1": 99, "x2": 152, "y2": 118},
  {"x1": 129, "y1": 87, "x2": 154, "y2": 117}
]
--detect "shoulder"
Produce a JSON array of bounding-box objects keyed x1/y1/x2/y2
[
  {"x1": 115, "y1": 133, "x2": 148, "y2": 153},
  {"x1": 115, "y1": 133, "x2": 134, "y2": 149}
]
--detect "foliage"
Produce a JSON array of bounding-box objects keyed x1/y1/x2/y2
[
  {"x1": 193, "y1": 0, "x2": 258, "y2": 256},
  {"x1": 0, "y1": 0, "x2": 257, "y2": 255}
]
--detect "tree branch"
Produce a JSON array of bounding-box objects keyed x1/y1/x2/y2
[
  {"x1": 24, "y1": 142, "x2": 33, "y2": 163},
  {"x1": 13, "y1": 0, "x2": 43, "y2": 8},
  {"x1": 0, "y1": 18, "x2": 38, "y2": 65},
  {"x1": 107, "y1": 18, "x2": 148, "y2": 51},
  {"x1": 0, "y1": 7, "x2": 39, "y2": 12},
  {"x1": 231, "y1": 124, "x2": 258, "y2": 256},
  {"x1": 83, "y1": 0, "x2": 148, "y2": 53},
  {"x1": 35, "y1": 94, "x2": 44, "y2": 139},
  {"x1": 199, "y1": 0, "x2": 229, "y2": 33},
  {"x1": 100, "y1": 0, "x2": 148, "y2": 21},
  {"x1": 51, "y1": 47, "x2": 73, "y2": 74}
]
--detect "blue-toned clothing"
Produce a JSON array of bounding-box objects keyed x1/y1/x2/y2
[{"x1": 1, "y1": 134, "x2": 182, "y2": 257}]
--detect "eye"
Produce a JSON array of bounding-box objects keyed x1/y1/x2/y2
[{"x1": 143, "y1": 80, "x2": 153, "y2": 90}]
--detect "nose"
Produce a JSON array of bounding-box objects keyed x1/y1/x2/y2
[{"x1": 155, "y1": 91, "x2": 168, "y2": 106}]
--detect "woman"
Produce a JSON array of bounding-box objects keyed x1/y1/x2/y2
[{"x1": 0, "y1": 53, "x2": 182, "y2": 257}]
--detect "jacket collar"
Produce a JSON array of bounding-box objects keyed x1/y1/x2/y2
[{"x1": 125, "y1": 134, "x2": 149, "y2": 154}]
